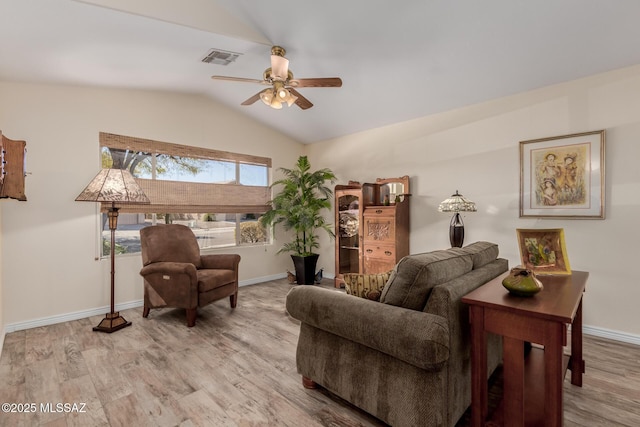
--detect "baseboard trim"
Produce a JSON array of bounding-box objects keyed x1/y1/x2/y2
[
  {"x1": 4, "y1": 300, "x2": 144, "y2": 333},
  {"x1": 238, "y1": 273, "x2": 286, "y2": 286},
  {"x1": 3, "y1": 274, "x2": 286, "y2": 334},
  {"x1": 583, "y1": 325, "x2": 640, "y2": 346}
]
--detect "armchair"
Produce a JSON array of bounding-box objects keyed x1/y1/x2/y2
[{"x1": 139, "y1": 223, "x2": 240, "y2": 327}]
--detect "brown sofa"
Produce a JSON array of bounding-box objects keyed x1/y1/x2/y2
[
  {"x1": 139, "y1": 224, "x2": 240, "y2": 327},
  {"x1": 286, "y1": 241, "x2": 507, "y2": 426}
]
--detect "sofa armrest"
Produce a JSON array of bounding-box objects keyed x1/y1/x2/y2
[
  {"x1": 200, "y1": 254, "x2": 241, "y2": 270},
  {"x1": 286, "y1": 286, "x2": 450, "y2": 371}
]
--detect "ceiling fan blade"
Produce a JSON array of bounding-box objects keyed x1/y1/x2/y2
[
  {"x1": 211, "y1": 76, "x2": 268, "y2": 85},
  {"x1": 241, "y1": 92, "x2": 262, "y2": 106},
  {"x1": 288, "y1": 88, "x2": 313, "y2": 110},
  {"x1": 271, "y1": 55, "x2": 289, "y2": 81},
  {"x1": 289, "y1": 77, "x2": 342, "y2": 88}
]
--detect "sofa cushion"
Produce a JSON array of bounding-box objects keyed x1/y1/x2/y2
[
  {"x1": 380, "y1": 250, "x2": 473, "y2": 311},
  {"x1": 461, "y1": 241, "x2": 499, "y2": 269},
  {"x1": 343, "y1": 271, "x2": 391, "y2": 301}
]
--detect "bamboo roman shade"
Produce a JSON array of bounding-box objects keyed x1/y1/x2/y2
[{"x1": 99, "y1": 132, "x2": 271, "y2": 214}]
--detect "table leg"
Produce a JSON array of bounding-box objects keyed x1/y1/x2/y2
[
  {"x1": 469, "y1": 305, "x2": 487, "y2": 427},
  {"x1": 570, "y1": 298, "x2": 584, "y2": 386},
  {"x1": 503, "y1": 336, "x2": 525, "y2": 426},
  {"x1": 544, "y1": 321, "x2": 565, "y2": 427}
]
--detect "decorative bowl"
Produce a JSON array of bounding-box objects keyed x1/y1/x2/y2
[{"x1": 502, "y1": 267, "x2": 543, "y2": 297}]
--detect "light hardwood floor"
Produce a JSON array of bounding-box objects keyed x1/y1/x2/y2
[{"x1": 0, "y1": 279, "x2": 638, "y2": 426}]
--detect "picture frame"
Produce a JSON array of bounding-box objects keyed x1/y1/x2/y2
[
  {"x1": 516, "y1": 228, "x2": 571, "y2": 275},
  {"x1": 520, "y1": 130, "x2": 605, "y2": 218}
]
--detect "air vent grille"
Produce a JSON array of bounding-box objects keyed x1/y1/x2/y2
[{"x1": 201, "y1": 49, "x2": 242, "y2": 66}]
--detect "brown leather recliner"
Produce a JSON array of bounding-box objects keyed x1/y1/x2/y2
[{"x1": 139, "y1": 223, "x2": 240, "y2": 327}]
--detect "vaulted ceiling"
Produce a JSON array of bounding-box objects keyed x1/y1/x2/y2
[{"x1": 2, "y1": 0, "x2": 640, "y2": 143}]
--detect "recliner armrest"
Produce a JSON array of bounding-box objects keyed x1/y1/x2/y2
[
  {"x1": 139, "y1": 261, "x2": 198, "y2": 309},
  {"x1": 286, "y1": 286, "x2": 450, "y2": 371},
  {"x1": 200, "y1": 254, "x2": 241, "y2": 270},
  {"x1": 139, "y1": 261, "x2": 198, "y2": 282}
]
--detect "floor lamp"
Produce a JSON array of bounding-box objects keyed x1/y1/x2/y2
[
  {"x1": 76, "y1": 168, "x2": 150, "y2": 333},
  {"x1": 438, "y1": 190, "x2": 477, "y2": 248}
]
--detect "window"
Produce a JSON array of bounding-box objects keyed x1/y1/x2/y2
[{"x1": 98, "y1": 132, "x2": 270, "y2": 257}]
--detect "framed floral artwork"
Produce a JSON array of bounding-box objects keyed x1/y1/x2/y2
[
  {"x1": 516, "y1": 228, "x2": 571, "y2": 275},
  {"x1": 520, "y1": 130, "x2": 605, "y2": 218}
]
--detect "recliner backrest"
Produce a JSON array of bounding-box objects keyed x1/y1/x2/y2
[{"x1": 140, "y1": 224, "x2": 202, "y2": 268}]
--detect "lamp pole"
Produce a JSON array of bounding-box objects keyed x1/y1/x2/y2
[{"x1": 93, "y1": 202, "x2": 131, "y2": 333}]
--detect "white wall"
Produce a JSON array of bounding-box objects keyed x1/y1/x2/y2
[
  {"x1": 308, "y1": 64, "x2": 640, "y2": 341},
  {"x1": 0, "y1": 81, "x2": 303, "y2": 328}
]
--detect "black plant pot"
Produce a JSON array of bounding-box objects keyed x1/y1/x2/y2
[{"x1": 291, "y1": 254, "x2": 320, "y2": 285}]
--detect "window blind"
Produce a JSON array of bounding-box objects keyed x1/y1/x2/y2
[{"x1": 99, "y1": 132, "x2": 271, "y2": 214}]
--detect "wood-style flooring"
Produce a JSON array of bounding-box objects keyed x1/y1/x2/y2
[{"x1": 0, "y1": 279, "x2": 639, "y2": 426}]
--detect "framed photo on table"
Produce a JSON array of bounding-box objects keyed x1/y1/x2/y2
[
  {"x1": 520, "y1": 130, "x2": 605, "y2": 218},
  {"x1": 516, "y1": 228, "x2": 571, "y2": 275}
]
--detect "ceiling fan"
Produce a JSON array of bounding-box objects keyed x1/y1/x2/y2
[{"x1": 211, "y1": 46, "x2": 342, "y2": 110}]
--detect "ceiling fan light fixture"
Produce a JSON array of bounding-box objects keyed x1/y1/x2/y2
[
  {"x1": 260, "y1": 88, "x2": 283, "y2": 109},
  {"x1": 259, "y1": 88, "x2": 273, "y2": 105},
  {"x1": 271, "y1": 55, "x2": 289, "y2": 81},
  {"x1": 274, "y1": 81, "x2": 289, "y2": 100},
  {"x1": 278, "y1": 89, "x2": 297, "y2": 107},
  {"x1": 286, "y1": 92, "x2": 298, "y2": 107},
  {"x1": 270, "y1": 98, "x2": 283, "y2": 109},
  {"x1": 266, "y1": 82, "x2": 296, "y2": 108}
]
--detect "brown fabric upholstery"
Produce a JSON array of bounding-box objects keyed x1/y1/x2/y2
[
  {"x1": 139, "y1": 224, "x2": 240, "y2": 326},
  {"x1": 379, "y1": 242, "x2": 499, "y2": 312},
  {"x1": 286, "y1": 242, "x2": 508, "y2": 427},
  {"x1": 380, "y1": 249, "x2": 473, "y2": 311},
  {"x1": 287, "y1": 286, "x2": 450, "y2": 371},
  {"x1": 197, "y1": 269, "x2": 236, "y2": 293},
  {"x1": 458, "y1": 241, "x2": 500, "y2": 269},
  {"x1": 140, "y1": 223, "x2": 202, "y2": 268}
]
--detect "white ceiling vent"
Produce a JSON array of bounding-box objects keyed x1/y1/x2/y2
[{"x1": 201, "y1": 49, "x2": 242, "y2": 66}]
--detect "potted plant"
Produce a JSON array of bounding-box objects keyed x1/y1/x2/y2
[{"x1": 260, "y1": 156, "x2": 336, "y2": 285}]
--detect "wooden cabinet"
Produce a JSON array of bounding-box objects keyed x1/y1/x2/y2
[
  {"x1": 335, "y1": 176, "x2": 410, "y2": 287},
  {"x1": 0, "y1": 132, "x2": 27, "y2": 201},
  {"x1": 335, "y1": 185, "x2": 364, "y2": 279},
  {"x1": 363, "y1": 205, "x2": 408, "y2": 274}
]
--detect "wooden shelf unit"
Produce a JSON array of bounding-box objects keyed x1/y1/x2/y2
[{"x1": 334, "y1": 176, "x2": 410, "y2": 287}]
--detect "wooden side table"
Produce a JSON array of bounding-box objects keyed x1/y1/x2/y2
[{"x1": 462, "y1": 270, "x2": 588, "y2": 427}]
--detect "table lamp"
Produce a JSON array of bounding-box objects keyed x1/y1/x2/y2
[{"x1": 438, "y1": 190, "x2": 477, "y2": 248}]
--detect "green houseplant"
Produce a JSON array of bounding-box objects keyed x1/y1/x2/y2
[{"x1": 260, "y1": 156, "x2": 336, "y2": 285}]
